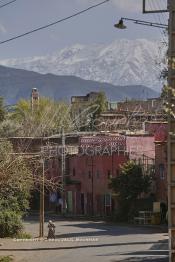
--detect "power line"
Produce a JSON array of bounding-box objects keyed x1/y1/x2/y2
[
  {"x1": 0, "y1": 0, "x2": 13, "y2": 3},
  {"x1": 0, "y1": 0, "x2": 17, "y2": 9},
  {"x1": 0, "y1": 0, "x2": 110, "y2": 45}
]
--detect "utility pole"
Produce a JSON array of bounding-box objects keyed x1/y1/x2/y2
[
  {"x1": 142, "y1": 0, "x2": 174, "y2": 260},
  {"x1": 61, "y1": 128, "x2": 66, "y2": 214},
  {"x1": 167, "y1": 0, "x2": 175, "y2": 260},
  {"x1": 39, "y1": 158, "x2": 45, "y2": 238},
  {"x1": 87, "y1": 156, "x2": 95, "y2": 216}
]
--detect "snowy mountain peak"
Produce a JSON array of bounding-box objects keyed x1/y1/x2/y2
[{"x1": 0, "y1": 39, "x2": 166, "y2": 91}]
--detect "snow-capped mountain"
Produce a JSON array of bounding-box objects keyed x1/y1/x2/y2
[{"x1": 0, "y1": 39, "x2": 166, "y2": 91}]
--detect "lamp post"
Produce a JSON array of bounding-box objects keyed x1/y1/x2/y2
[
  {"x1": 115, "y1": 1, "x2": 171, "y2": 259},
  {"x1": 114, "y1": 17, "x2": 167, "y2": 29},
  {"x1": 167, "y1": 0, "x2": 175, "y2": 260}
]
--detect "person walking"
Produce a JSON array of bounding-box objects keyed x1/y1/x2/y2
[{"x1": 47, "y1": 220, "x2": 56, "y2": 239}]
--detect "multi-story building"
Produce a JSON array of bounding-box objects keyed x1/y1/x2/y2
[{"x1": 65, "y1": 134, "x2": 128, "y2": 216}]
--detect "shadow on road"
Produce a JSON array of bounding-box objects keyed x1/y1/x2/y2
[
  {"x1": 108, "y1": 239, "x2": 169, "y2": 262},
  {"x1": 113, "y1": 257, "x2": 168, "y2": 262},
  {"x1": 56, "y1": 221, "x2": 167, "y2": 238},
  {"x1": 150, "y1": 239, "x2": 168, "y2": 250}
]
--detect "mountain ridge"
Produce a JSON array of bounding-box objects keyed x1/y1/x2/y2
[
  {"x1": 0, "y1": 39, "x2": 165, "y2": 92},
  {"x1": 0, "y1": 64, "x2": 159, "y2": 105}
]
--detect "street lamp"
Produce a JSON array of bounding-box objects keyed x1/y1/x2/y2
[
  {"x1": 114, "y1": 17, "x2": 168, "y2": 29},
  {"x1": 114, "y1": 18, "x2": 127, "y2": 29}
]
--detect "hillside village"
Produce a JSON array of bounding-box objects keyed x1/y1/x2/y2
[
  {"x1": 5, "y1": 88, "x2": 167, "y2": 219},
  {"x1": 0, "y1": 1, "x2": 172, "y2": 261}
]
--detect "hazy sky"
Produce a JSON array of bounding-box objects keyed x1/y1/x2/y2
[{"x1": 0, "y1": 0, "x2": 168, "y2": 59}]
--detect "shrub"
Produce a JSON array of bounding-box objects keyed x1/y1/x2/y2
[
  {"x1": 0, "y1": 256, "x2": 13, "y2": 262},
  {"x1": 15, "y1": 232, "x2": 32, "y2": 239},
  {"x1": 109, "y1": 161, "x2": 152, "y2": 221},
  {"x1": 0, "y1": 211, "x2": 23, "y2": 237}
]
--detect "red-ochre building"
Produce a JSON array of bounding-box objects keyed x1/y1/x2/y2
[
  {"x1": 65, "y1": 135, "x2": 128, "y2": 216},
  {"x1": 66, "y1": 151, "x2": 128, "y2": 216},
  {"x1": 63, "y1": 128, "x2": 169, "y2": 215},
  {"x1": 8, "y1": 125, "x2": 169, "y2": 215}
]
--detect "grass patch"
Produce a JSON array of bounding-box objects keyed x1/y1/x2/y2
[
  {"x1": 15, "y1": 232, "x2": 32, "y2": 239},
  {"x1": 0, "y1": 256, "x2": 13, "y2": 262}
]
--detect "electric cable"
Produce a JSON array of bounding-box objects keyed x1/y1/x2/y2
[
  {"x1": 0, "y1": 0, "x2": 17, "y2": 9},
  {"x1": 0, "y1": 0, "x2": 110, "y2": 45}
]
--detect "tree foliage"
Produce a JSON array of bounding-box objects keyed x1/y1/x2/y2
[
  {"x1": 0, "y1": 140, "x2": 33, "y2": 237},
  {"x1": 0, "y1": 140, "x2": 33, "y2": 213},
  {"x1": 0, "y1": 93, "x2": 108, "y2": 136},
  {"x1": 88, "y1": 92, "x2": 108, "y2": 130},
  {"x1": 0, "y1": 211, "x2": 23, "y2": 237},
  {"x1": 0, "y1": 120, "x2": 20, "y2": 137},
  {"x1": 109, "y1": 161, "x2": 151, "y2": 221},
  {"x1": 92, "y1": 92, "x2": 108, "y2": 117},
  {"x1": 110, "y1": 161, "x2": 151, "y2": 201},
  {"x1": 8, "y1": 97, "x2": 73, "y2": 137}
]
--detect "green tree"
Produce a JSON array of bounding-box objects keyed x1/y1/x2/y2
[
  {"x1": 109, "y1": 161, "x2": 151, "y2": 221},
  {"x1": 88, "y1": 91, "x2": 108, "y2": 130},
  {"x1": 0, "y1": 120, "x2": 20, "y2": 137},
  {"x1": 0, "y1": 140, "x2": 33, "y2": 212},
  {"x1": 0, "y1": 140, "x2": 33, "y2": 237},
  {"x1": 10, "y1": 97, "x2": 73, "y2": 137},
  {"x1": 91, "y1": 92, "x2": 108, "y2": 118}
]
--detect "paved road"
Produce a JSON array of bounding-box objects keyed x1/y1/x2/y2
[{"x1": 0, "y1": 217, "x2": 169, "y2": 262}]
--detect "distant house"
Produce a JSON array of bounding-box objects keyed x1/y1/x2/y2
[
  {"x1": 97, "y1": 98, "x2": 166, "y2": 132},
  {"x1": 71, "y1": 92, "x2": 100, "y2": 114},
  {"x1": 71, "y1": 92, "x2": 100, "y2": 105},
  {"x1": 117, "y1": 97, "x2": 164, "y2": 114}
]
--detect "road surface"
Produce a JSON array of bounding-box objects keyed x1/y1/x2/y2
[{"x1": 0, "y1": 217, "x2": 169, "y2": 262}]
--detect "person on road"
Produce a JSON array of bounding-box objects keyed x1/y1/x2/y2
[{"x1": 47, "y1": 220, "x2": 56, "y2": 239}]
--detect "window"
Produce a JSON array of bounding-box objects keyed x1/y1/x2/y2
[
  {"x1": 104, "y1": 193, "x2": 111, "y2": 206},
  {"x1": 96, "y1": 170, "x2": 100, "y2": 178},
  {"x1": 73, "y1": 168, "x2": 76, "y2": 177}
]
